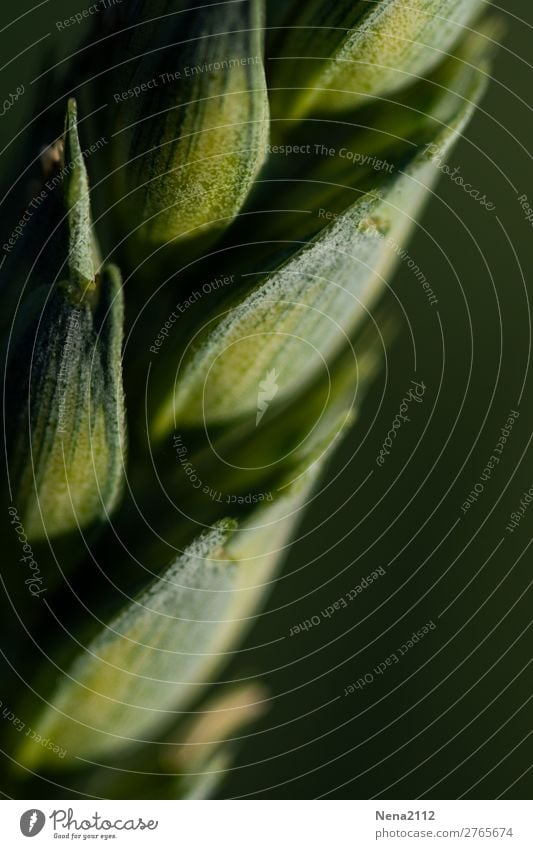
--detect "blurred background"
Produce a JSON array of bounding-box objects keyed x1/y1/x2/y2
[{"x1": 1, "y1": 0, "x2": 532, "y2": 799}]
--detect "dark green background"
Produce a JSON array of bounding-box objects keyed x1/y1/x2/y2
[{"x1": 1, "y1": 1, "x2": 532, "y2": 799}]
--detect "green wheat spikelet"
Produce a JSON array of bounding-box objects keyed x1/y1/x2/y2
[{"x1": 0, "y1": 0, "x2": 496, "y2": 799}]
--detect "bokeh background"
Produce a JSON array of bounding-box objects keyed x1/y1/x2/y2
[{"x1": 1, "y1": 0, "x2": 532, "y2": 799}]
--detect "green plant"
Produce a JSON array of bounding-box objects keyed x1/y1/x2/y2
[{"x1": 0, "y1": 0, "x2": 495, "y2": 799}]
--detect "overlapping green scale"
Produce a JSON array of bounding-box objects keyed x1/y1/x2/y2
[{"x1": 5, "y1": 101, "x2": 126, "y2": 541}]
